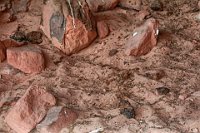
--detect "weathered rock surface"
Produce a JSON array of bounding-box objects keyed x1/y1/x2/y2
[
  {"x1": 86, "y1": 0, "x2": 120, "y2": 12},
  {"x1": 7, "y1": 44, "x2": 45, "y2": 73},
  {"x1": 119, "y1": 0, "x2": 142, "y2": 10},
  {"x1": 125, "y1": 18, "x2": 159, "y2": 56},
  {"x1": 5, "y1": 86, "x2": 56, "y2": 133},
  {"x1": 41, "y1": 0, "x2": 97, "y2": 55},
  {"x1": 97, "y1": 21, "x2": 109, "y2": 39},
  {"x1": 37, "y1": 106, "x2": 78, "y2": 133}
]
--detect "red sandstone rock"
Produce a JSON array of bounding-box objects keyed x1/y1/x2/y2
[
  {"x1": 125, "y1": 18, "x2": 159, "y2": 56},
  {"x1": 5, "y1": 86, "x2": 56, "y2": 133},
  {"x1": 86, "y1": 0, "x2": 120, "y2": 12},
  {"x1": 0, "y1": 42, "x2": 6, "y2": 62},
  {"x1": 97, "y1": 21, "x2": 109, "y2": 39},
  {"x1": 37, "y1": 106, "x2": 78, "y2": 133},
  {"x1": 2, "y1": 39, "x2": 24, "y2": 48},
  {"x1": 119, "y1": 0, "x2": 142, "y2": 10},
  {"x1": 7, "y1": 44, "x2": 45, "y2": 73},
  {"x1": 41, "y1": 0, "x2": 97, "y2": 55}
]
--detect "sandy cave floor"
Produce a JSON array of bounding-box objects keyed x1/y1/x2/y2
[{"x1": 1, "y1": 0, "x2": 200, "y2": 133}]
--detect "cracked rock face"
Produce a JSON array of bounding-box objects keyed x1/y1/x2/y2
[{"x1": 41, "y1": 0, "x2": 97, "y2": 55}]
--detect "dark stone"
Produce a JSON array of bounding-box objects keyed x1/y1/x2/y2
[
  {"x1": 10, "y1": 31, "x2": 26, "y2": 42},
  {"x1": 26, "y1": 31, "x2": 43, "y2": 44},
  {"x1": 150, "y1": 0, "x2": 163, "y2": 11},
  {"x1": 156, "y1": 87, "x2": 170, "y2": 95},
  {"x1": 50, "y1": 11, "x2": 66, "y2": 43},
  {"x1": 109, "y1": 49, "x2": 118, "y2": 56},
  {"x1": 120, "y1": 107, "x2": 135, "y2": 119}
]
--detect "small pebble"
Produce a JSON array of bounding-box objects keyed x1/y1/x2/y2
[
  {"x1": 150, "y1": 0, "x2": 163, "y2": 11},
  {"x1": 10, "y1": 31, "x2": 26, "y2": 42},
  {"x1": 26, "y1": 31, "x2": 43, "y2": 44},
  {"x1": 156, "y1": 87, "x2": 170, "y2": 95},
  {"x1": 120, "y1": 107, "x2": 135, "y2": 119},
  {"x1": 109, "y1": 49, "x2": 118, "y2": 56}
]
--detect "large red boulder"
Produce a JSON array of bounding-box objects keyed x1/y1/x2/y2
[
  {"x1": 125, "y1": 18, "x2": 159, "y2": 56},
  {"x1": 41, "y1": 0, "x2": 97, "y2": 55},
  {"x1": 7, "y1": 44, "x2": 45, "y2": 73},
  {"x1": 37, "y1": 106, "x2": 78, "y2": 133},
  {"x1": 5, "y1": 86, "x2": 56, "y2": 133},
  {"x1": 86, "y1": 0, "x2": 120, "y2": 12}
]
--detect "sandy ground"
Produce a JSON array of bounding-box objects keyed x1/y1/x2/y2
[{"x1": 1, "y1": 0, "x2": 200, "y2": 133}]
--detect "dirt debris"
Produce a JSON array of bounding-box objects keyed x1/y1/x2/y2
[{"x1": 0, "y1": 0, "x2": 200, "y2": 133}]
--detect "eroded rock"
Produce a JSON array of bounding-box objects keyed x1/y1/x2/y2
[
  {"x1": 7, "y1": 44, "x2": 45, "y2": 73},
  {"x1": 125, "y1": 18, "x2": 159, "y2": 56},
  {"x1": 5, "y1": 86, "x2": 56, "y2": 133},
  {"x1": 41, "y1": 0, "x2": 97, "y2": 55}
]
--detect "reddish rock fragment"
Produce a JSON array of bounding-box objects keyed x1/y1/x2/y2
[
  {"x1": 5, "y1": 86, "x2": 56, "y2": 133},
  {"x1": 125, "y1": 18, "x2": 159, "y2": 56},
  {"x1": 7, "y1": 44, "x2": 45, "y2": 73},
  {"x1": 41, "y1": 0, "x2": 97, "y2": 55}
]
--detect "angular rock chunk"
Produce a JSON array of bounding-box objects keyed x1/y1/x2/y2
[
  {"x1": 7, "y1": 44, "x2": 45, "y2": 73},
  {"x1": 125, "y1": 18, "x2": 159, "y2": 56},
  {"x1": 5, "y1": 86, "x2": 56, "y2": 133},
  {"x1": 41, "y1": 0, "x2": 97, "y2": 55}
]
